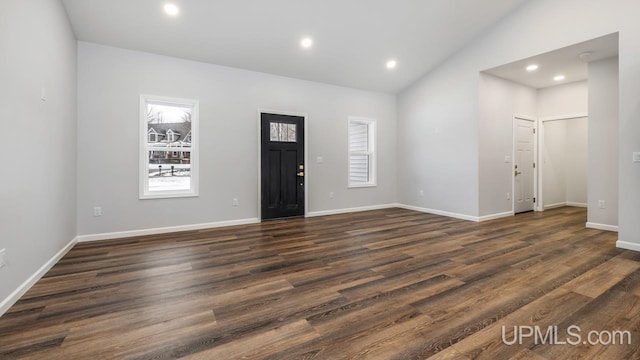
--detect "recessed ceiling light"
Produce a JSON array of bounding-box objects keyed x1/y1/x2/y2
[
  {"x1": 386, "y1": 60, "x2": 397, "y2": 69},
  {"x1": 554, "y1": 75, "x2": 566, "y2": 81},
  {"x1": 164, "y1": 3, "x2": 179, "y2": 16},
  {"x1": 301, "y1": 38, "x2": 313, "y2": 48},
  {"x1": 526, "y1": 64, "x2": 539, "y2": 72}
]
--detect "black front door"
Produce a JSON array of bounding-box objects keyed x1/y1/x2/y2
[{"x1": 261, "y1": 113, "x2": 305, "y2": 220}]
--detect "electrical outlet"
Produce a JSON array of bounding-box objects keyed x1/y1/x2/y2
[
  {"x1": 507, "y1": 192, "x2": 511, "y2": 200},
  {"x1": 0, "y1": 249, "x2": 6, "y2": 269},
  {"x1": 93, "y1": 206, "x2": 102, "y2": 217},
  {"x1": 419, "y1": 190, "x2": 424, "y2": 196},
  {"x1": 633, "y1": 152, "x2": 640, "y2": 163},
  {"x1": 329, "y1": 192, "x2": 334, "y2": 199},
  {"x1": 598, "y1": 200, "x2": 606, "y2": 209},
  {"x1": 232, "y1": 198, "x2": 239, "y2": 206}
]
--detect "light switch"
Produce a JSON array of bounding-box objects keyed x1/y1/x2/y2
[
  {"x1": 504, "y1": 156, "x2": 511, "y2": 163},
  {"x1": 317, "y1": 156, "x2": 324, "y2": 164},
  {"x1": 633, "y1": 152, "x2": 640, "y2": 163},
  {"x1": 40, "y1": 86, "x2": 46, "y2": 101}
]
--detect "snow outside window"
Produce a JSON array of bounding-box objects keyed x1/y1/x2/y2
[{"x1": 140, "y1": 95, "x2": 199, "y2": 199}]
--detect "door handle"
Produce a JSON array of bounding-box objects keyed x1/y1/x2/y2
[
  {"x1": 515, "y1": 170, "x2": 522, "y2": 176},
  {"x1": 297, "y1": 172, "x2": 304, "y2": 177}
]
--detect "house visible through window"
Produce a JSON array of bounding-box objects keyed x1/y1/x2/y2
[
  {"x1": 348, "y1": 117, "x2": 376, "y2": 187},
  {"x1": 140, "y1": 95, "x2": 199, "y2": 199}
]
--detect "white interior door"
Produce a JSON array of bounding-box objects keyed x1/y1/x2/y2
[{"x1": 515, "y1": 118, "x2": 535, "y2": 213}]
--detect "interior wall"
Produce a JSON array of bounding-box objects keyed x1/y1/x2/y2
[
  {"x1": 398, "y1": 0, "x2": 638, "y2": 246},
  {"x1": 566, "y1": 118, "x2": 589, "y2": 205},
  {"x1": 77, "y1": 42, "x2": 397, "y2": 236},
  {"x1": 537, "y1": 81, "x2": 589, "y2": 209},
  {"x1": 542, "y1": 121, "x2": 568, "y2": 207},
  {"x1": 0, "y1": 0, "x2": 77, "y2": 310},
  {"x1": 542, "y1": 118, "x2": 588, "y2": 208},
  {"x1": 478, "y1": 73, "x2": 537, "y2": 217},
  {"x1": 588, "y1": 56, "x2": 619, "y2": 228},
  {"x1": 537, "y1": 81, "x2": 588, "y2": 118}
]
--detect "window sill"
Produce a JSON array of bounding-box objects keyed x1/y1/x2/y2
[
  {"x1": 140, "y1": 191, "x2": 199, "y2": 200},
  {"x1": 348, "y1": 183, "x2": 377, "y2": 188}
]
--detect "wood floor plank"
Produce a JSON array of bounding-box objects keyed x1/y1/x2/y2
[{"x1": 1, "y1": 206, "x2": 637, "y2": 359}]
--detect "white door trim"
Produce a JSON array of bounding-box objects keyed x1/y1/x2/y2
[
  {"x1": 537, "y1": 112, "x2": 588, "y2": 211},
  {"x1": 512, "y1": 115, "x2": 538, "y2": 213},
  {"x1": 257, "y1": 109, "x2": 309, "y2": 220}
]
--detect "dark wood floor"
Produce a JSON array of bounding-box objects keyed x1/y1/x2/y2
[{"x1": 1, "y1": 207, "x2": 639, "y2": 359}]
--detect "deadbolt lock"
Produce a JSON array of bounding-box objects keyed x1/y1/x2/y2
[{"x1": 299, "y1": 165, "x2": 304, "y2": 170}]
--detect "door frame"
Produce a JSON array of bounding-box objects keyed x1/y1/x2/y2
[
  {"x1": 257, "y1": 109, "x2": 309, "y2": 220},
  {"x1": 512, "y1": 115, "x2": 539, "y2": 213},
  {"x1": 537, "y1": 112, "x2": 588, "y2": 211}
]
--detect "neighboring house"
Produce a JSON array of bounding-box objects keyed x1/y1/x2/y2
[{"x1": 147, "y1": 122, "x2": 192, "y2": 164}]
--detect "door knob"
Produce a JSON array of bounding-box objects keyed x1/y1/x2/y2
[
  {"x1": 297, "y1": 172, "x2": 304, "y2": 177},
  {"x1": 515, "y1": 170, "x2": 522, "y2": 176}
]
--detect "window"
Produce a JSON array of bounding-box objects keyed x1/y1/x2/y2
[
  {"x1": 348, "y1": 117, "x2": 376, "y2": 187},
  {"x1": 140, "y1": 94, "x2": 199, "y2": 199}
]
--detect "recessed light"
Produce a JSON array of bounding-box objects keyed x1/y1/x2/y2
[
  {"x1": 386, "y1": 60, "x2": 397, "y2": 69},
  {"x1": 554, "y1": 75, "x2": 566, "y2": 81},
  {"x1": 164, "y1": 3, "x2": 179, "y2": 16},
  {"x1": 526, "y1": 64, "x2": 539, "y2": 72},
  {"x1": 301, "y1": 38, "x2": 313, "y2": 48}
]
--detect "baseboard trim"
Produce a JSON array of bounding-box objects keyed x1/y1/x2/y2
[
  {"x1": 478, "y1": 211, "x2": 514, "y2": 222},
  {"x1": 586, "y1": 222, "x2": 619, "y2": 232},
  {"x1": 544, "y1": 202, "x2": 566, "y2": 210},
  {"x1": 396, "y1": 204, "x2": 479, "y2": 222},
  {"x1": 77, "y1": 218, "x2": 260, "y2": 242},
  {"x1": 0, "y1": 237, "x2": 77, "y2": 317},
  {"x1": 617, "y1": 240, "x2": 640, "y2": 252},
  {"x1": 307, "y1": 204, "x2": 398, "y2": 217},
  {"x1": 566, "y1": 202, "x2": 588, "y2": 208}
]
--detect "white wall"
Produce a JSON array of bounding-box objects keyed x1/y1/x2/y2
[
  {"x1": 0, "y1": 0, "x2": 77, "y2": 311},
  {"x1": 398, "y1": 0, "x2": 639, "y2": 249},
  {"x1": 589, "y1": 57, "x2": 619, "y2": 228},
  {"x1": 478, "y1": 73, "x2": 537, "y2": 216},
  {"x1": 77, "y1": 42, "x2": 397, "y2": 236},
  {"x1": 542, "y1": 120, "x2": 568, "y2": 207},
  {"x1": 542, "y1": 117, "x2": 588, "y2": 208},
  {"x1": 537, "y1": 81, "x2": 588, "y2": 118},
  {"x1": 538, "y1": 81, "x2": 589, "y2": 209},
  {"x1": 566, "y1": 118, "x2": 589, "y2": 205}
]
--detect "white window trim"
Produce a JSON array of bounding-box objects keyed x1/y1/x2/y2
[
  {"x1": 139, "y1": 94, "x2": 199, "y2": 199},
  {"x1": 348, "y1": 116, "x2": 376, "y2": 188}
]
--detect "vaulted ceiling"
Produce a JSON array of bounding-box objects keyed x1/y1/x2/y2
[{"x1": 62, "y1": 0, "x2": 529, "y2": 93}]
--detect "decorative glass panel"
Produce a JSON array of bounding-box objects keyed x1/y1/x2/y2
[{"x1": 269, "y1": 122, "x2": 297, "y2": 142}]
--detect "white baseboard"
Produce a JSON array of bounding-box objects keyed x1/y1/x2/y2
[
  {"x1": 586, "y1": 222, "x2": 619, "y2": 232},
  {"x1": 566, "y1": 202, "x2": 588, "y2": 208},
  {"x1": 544, "y1": 202, "x2": 568, "y2": 210},
  {"x1": 77, "y1": 218, "x2": 260, "y2": 242},
  {"x1": 306, "y1": 204, "x2": 398, "y2": 217},
  {"x1": 617, "y1": 240, "x2": 640, "y2": 252},
  {"x1": 396, "y1": 204, "x2": 479, "y2": 222},
  {"x1": 478, "y1": 211, "x2": 514, "y2": 222},
  {"x1": 0, "y1": 237, "x2": 77, "y2": 317}
]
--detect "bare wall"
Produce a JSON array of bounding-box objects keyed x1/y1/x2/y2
[
  {"x1": 77, "y1": 42, "x2": 397, "y2": 236},
  {"x1": 0, "y1": 0, "x2": 77, "y2": 310}
]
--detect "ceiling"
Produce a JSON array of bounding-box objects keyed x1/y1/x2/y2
[
  {"x1": 483, "y1": 33, "x2": 619, "y2": 89},
  {"x1": 61, "y1": 0, "x2": 528, "y2": 94}
]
